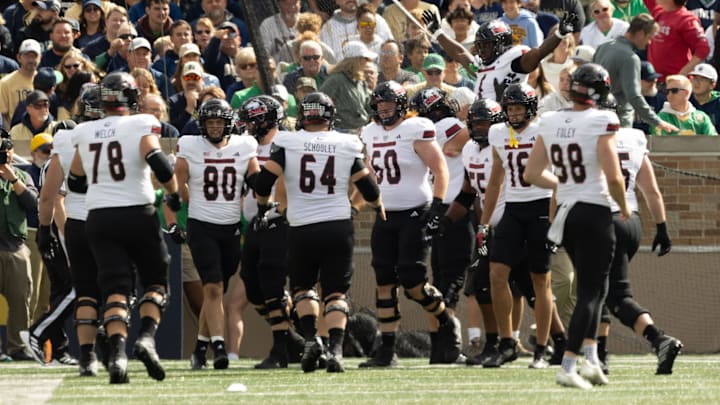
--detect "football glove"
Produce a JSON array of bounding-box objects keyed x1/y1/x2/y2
[
  {"x1": 37, "y1": 224, "x2": 60, "y2": 261},
  {"x1": 652, "y1": 222, "x2": 671, "y2": 256},
  {"x1": 164, "y1": 192, "x2": 182, "y2": 212},
  {"x1": 423, "y1": 198, "x2": 445, "y2": 237},
  {"x1": 165, "y1": 223, "x2": 187, "y2": 244},
  {"x1": 546, "y1": 240, "x2": 559, "y2": 254},
  {"x1": 253, "y1": 202, "x2": 278, "y2": 232},
  {"x1": 476, "y1": 225, "x2": 490, "y2": 257},
  {"x1": 558, "y1": 12, "x2": 579, "y2": 36},
  {"x1": 421, "y1": 9, "x2": 441, "y2": 35}
]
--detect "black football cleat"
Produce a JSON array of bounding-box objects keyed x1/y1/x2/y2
[
  {"x1": 300, "y1": 338, "x2": 323, "y2": 373},
  {"x1": 358, "y1": 345, "x2": 398, "y2": 368},
  {"x1": 654, "y1": 335, "x2": 682, "y2": 375},
  {"x1": 134, "y1": 337, "x2": 166, "y2": 381}
]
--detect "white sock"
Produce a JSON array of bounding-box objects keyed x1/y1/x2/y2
[
  {"x1": 512, "y1": 330, "x2": 520, "y2": 340},
  {"x1": 561, "y1": 355, "x2": 577, "y2": 374},
  {"x1": 467, "y1": 327, "x2": 481, "y2": 341},
  {"x1": 227, "y1": 353, "x2": 239, "y2": 360},
  {"x1": 210, "y1": 335, "x2": 224, "y2": 343},
  {"x1": 197, "y1": 335, "x2": 210, "y2": 342},
  {"x1": 583, "y1": 344, "x2": 599, "y2": 365}
]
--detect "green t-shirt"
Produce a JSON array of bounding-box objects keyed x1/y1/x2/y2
[
  {"x1": 230, "y1": 82, "x2": 298, "y2": 117},
  {"x1": 651, "y1": 110, "x2": 718, "y2": 136}
]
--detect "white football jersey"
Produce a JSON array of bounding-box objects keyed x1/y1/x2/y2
[
  {"x1": 361, "y1": 117, "x2": 436, "y2": 210},
  {"x1": 52, "y1": 128, "x2": 87, "y2": 221},
  {"x1": 538, "y1": 109, "x2": 620, "y2": 207},
  {"x1": 488, "y1": 121, "x2": 552, "y2": 203},
  {"x1": 177, "y1": 134, "x2": 258, "y2": 225},
  {"x1": 273, "y1": 129, "x2": 363, "y2": 227},
  {"x1": 474, "y1": 45, "x2": 530, "y2": 102},
  {"x1": 72, "y1": 114, "x2": 160, "y2": 210},
  {"x1": 435, "y1": 117, "x2": 467, "y2": 205},
  {"x1": 612, "y1": 128, "x2": 647, "y2": 213},
  {"x1": 462, "y1": 141, "x2": 505, "y2": 226}
]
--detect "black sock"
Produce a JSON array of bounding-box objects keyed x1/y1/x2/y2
[
  {"x1": 299, "y1": 315, "x2": 317, "y2": 340},
  {"x1": 643, "y1": 324, "x2": 662, "y2": 345},
  {"x1": 551, "y1": 332, "x2": 566, "y2": 344},
  {"x1": 328, "y1": 328, "x2": 344, "y2": 355},
  {"x1": 534, "y1": 344, "x2": 546, "y2": 358},
  {"x1": 138, "y1": 317, "x2": 158, "y2": 339},
  {"x1": 486, "y1": 333, "x2": 499, "y2": 347},
  {"x1": 109, "y1": 334, "x2": 126, "y2": 356},
  {"x1": 435, "y1": 310, "x2": 450, "y2": 325},
  {"x1": 194, "y1": 339, "x2": 209, "y2": 356},
  {"x1": 381, "y1": 332, "x2": 396, "y2": 349},
  {"x1": 271, "y1": 330, "x2": 289, "y2": 356},
  {"x1": 597, "y1": 336, "x2": 607, "y2": 353},
  {"x1": 211, "y1": 338, "x2": 226, "y2": 354},
  {"x1": 321, "y1": 335, "x2": 329, "y2": 348},
  {"x1": 499, "y1": 337, "x2": 515, "y2": 351},
  {"x1": 80, "y1": 344, "x2": 95, "y2": 361}
]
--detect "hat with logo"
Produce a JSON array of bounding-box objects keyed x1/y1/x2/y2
[
  {"x1": 19, "y1": 39, "x2": 42, "y2": 55},
  {"x1": 34, "y1": 67, "x2": 63, "y2": 93},
  {"x1": 342, "y1": 40, "x2": 377, "y2": 60},
  {"x1": 640, "y1": 61, "x2": 660, "y2": 81},
  {"x1": 296, "y1": 76, "x2": 317, "y2": 90},
  {"x1": 129, "y1": 37, "x2": 152, "y2": 52},
  {"x1": 689, "y1": 63, "x2": 718, "y2": 82},
  {"x1": 571, "y1": 45, "x2": 595, "y2": 64},
  {"x1": 423, "y1": 53, "x2": 445, "y2": 71},
  {"x1": 32, "y1": 0, "x2": 61, "y2": 12},
  {"x1": 182, "y1": 61, "x2": 204, "y2": 77},
  {"x1": 31, "y1": 133, "x2": 53, "y2": 152},
  {"x1": 26, "y1": 90, "x2": 50, "y2": 105},
  {"x1": 179, "y1": 43, "x2": 201, "y2": 59}
]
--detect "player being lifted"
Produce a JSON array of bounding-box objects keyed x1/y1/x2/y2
[
  {"x1": 69, "y1": 72, "x2": 182, "y2": 384},
  {"x1": 254, "y1": 92, "x2": 385, "y2": 373},
  {"x1": 354, "y1": 81, "x2": 462, "y2": 368},
  {"x1": 175, "y1": 98, "x2": 260, "y2": 370}
]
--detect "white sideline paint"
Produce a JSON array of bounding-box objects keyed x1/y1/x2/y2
[{"x1": 0, "y1": 377, "x2": 62, "y2": 404}]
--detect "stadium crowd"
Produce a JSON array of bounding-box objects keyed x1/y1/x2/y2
[{"x1": 0, "y1": 0, "x2": 706, "y2": 388}]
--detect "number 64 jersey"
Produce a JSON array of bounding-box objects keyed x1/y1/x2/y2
[{"x1": 177, "y1": 134, "x2": 258, "y2": 224}]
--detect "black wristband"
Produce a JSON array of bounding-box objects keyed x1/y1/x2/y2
[{"x1": 656, "y1": 222, "x2": 667, "y2": 233}]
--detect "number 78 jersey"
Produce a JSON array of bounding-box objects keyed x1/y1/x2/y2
[
  {"x1": 488, "y1": 121, "x2": 552, "y2": 202},
  {"x1": 273, "y1": 130, "x2": 363, "y2": 227}
]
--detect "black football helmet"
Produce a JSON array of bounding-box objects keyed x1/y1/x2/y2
[
  {"x1": 598, "y1": 93, "x2": 617, "y2": 111},
  {"x1": 501, "y1": 83, "x2": 538, "y2": 129},
  {"x1": 52, "y1": 120, "x2": 77, "y2": 135},
  {"x1": 369, "y1": 80, "x2": 408, "y2": 127},
  {"x1": 239, "y1": 95, "x2": 284, "y2": 140},
  {"x1": 100, "y1": 72, "x2": 139, "y2": 112},
  {"x1": 198, "y1": 98, "x2": 235, "y2": 143},
  {"x1": 467, "y1": 98, "x2": 504, "y2": 145},
  {"x1": 410, "y1": 87, "x2": 458, "y2": 123},
  {"x1": 297, "y1": 92, "x2": 335, "y2": 130},
  {"x1": 475, "y1": 20, "x2": 513, "y2": 66},
  {"x1": 570, "y1": 63, "x2": 611, "y2": 105},
  {"x1": 76, "y1": 83, "x2": 104, "y2": 122}
]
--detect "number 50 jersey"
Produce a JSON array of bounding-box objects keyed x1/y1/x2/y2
[
  {"x1": 177, "y1": 134, "x2": 258, "y2": 224},
  {"x1": 272, "y1": 130, "x2": 364, "y2": 227},
  {"x1": 72, "y1": 114, "x2": 160, "y2": 210}
]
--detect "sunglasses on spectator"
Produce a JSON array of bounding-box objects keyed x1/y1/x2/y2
[
  {"x1": 118, "y1": 33, "x2": 136, "y2": 40},
  {"x1": 183, "y1": 74, "x2": 202, "y2": 81},
  {"x1": 425, "y1": 69, "x2": 443, "y2": 76},
  {"x1": 238, "y1": 63, "x2": 256, "y2": 70},
  {"x1": 665, "y1": 87, "x2": 687, "y2": 95},
  {"x1": 37, "y1": 145, "x2": 52, "y2": 154},
  {"x1": 196, "y1": 29, "x2": 211, "y2": 35},
  {"x1": 593, "y1": 7, "x2": 609, "y2": 14},
  {"x1": 359, "y1": 21, "x2": 375, "y2": 28},
  {"x1": 302, "y1": 55, "x2": 321, "y2": 61},
  {"x1": 84, "y1": 5, "x2": 101, "y2": 12},
  {"x1": 31, "y1": 102, "x2": 49, "y2": 109},
  {"x1": 64, "y1": 63, "x2": 81, "y2": 69}
]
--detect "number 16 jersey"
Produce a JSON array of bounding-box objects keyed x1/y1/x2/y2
[{"x1": 361, "y1": 117, "x2": 436, "y2": 211}]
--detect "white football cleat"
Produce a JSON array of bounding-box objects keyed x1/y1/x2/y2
[
  {"x1": 556, "y1": 370, "x2": 593, "y2": 390},
  {"x1": 580, "y1": 361, "x2": 609, "y2": 385}
]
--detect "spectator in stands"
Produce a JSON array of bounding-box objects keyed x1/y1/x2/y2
[
  {"x1": 294, "y1": 76, "x2": 317, "y2": 103},
  {"x1": 353, "y1": 3, "x2": 383, "y2": 55},
  {"x1": 15, "y1": 0, "x2": 60, "y2": 51},
  {"x1": 76, "y1": 0, "x2": 105, "y2": 49},
  {"x1": 168, "y1": 61, "x2": 205, "y2": 133},
  {"x1": 571, "y1": 45, "x2": 595, "y2": 66},
  {"x1": 64, "y1": 0, "x2": 114, "y2": 22},
  {"x1": 225, "y1": 47, "x2": 257, "y2": 102},
  {"x1": 152, "y1": 20, "x2": 193, "y2": 77},
  {"x1": 83, "y1": 5, "x2": 127, "y2": 67},
  {"x1": 140, "y1": 93, "x2": 179, "y2": 138},
  {"x1": 0, "y1": 39, "x2": 40, "y2": 128},
  {"x1": 104, "y1": 22, "x2": 135, "y2": 73},
  {"x1": 259, "y1": 0, "x2": 300, "y2": 62},
  {"x1": 3, "y1": 0, "x2": 34, "y2": 45},
  {"x1": 377, "y1": 40, "x2": 419, "y2": 86},
  {"x1": 180, "y1": 85, "x2": 225, "y2": 135},
  {"x1": 203, "y1": 21, "x2": 240, "y2": 90},
  {"x1": 538, "y1": 65, "x2": 574, "y2": 115},
  {"x1": 440, "y1": 0, "x2": 479, "y2": 43},
  {"x1": 447, "y1": 85, "x2": 476, "y2": 120},
  {"x1": 283, "y1": 40, "x2": 328, "y2": 98},
  {"x1": 611, "y1": 0, "x2": 650, "y2": 23},
  {"x1": 0, "y1": 28, "x2": 17, "y2": 70},
  {"x1": 194, "y1": 0, "x2": 249, "y2": 46},
  {"x1": 322, "y1": 0, "x2": 393, "y2": 60},
  {"x1": 131, "y1": 66, "x2": 160, "y2": 103},
  {"x1": 404, "y1": 36, "x2": 431, "y2": 81},
  {"x1": 55, "y1": 48, "x2": 96, "y2": 99},
  {"x1": 9, "y1": 90, "x2": 56, "y2": 140},
  {"x1": 10, "y1": 67, "x2": 60, "y2": 127},
  {"x1": 40, "y1": 19, "x2": 88, "y2": 69},
  {"x1": 0, "y1": 136, "x2": 38, "y2": 361},
  {"x1": 172, "y1": 43, "x2": 220, "y2": 91},
  {"x1": 135, "y1": 0, "x2": 173, "y2": 44},
  {"x1": 536, "y1": 0, "x2": 585, "y2": 43},
  {"x1": 126, "y1": 36, "x2": 173, "y2": 98},
  {"x1": 471, "y1": 0, "x2": 504, "y2": 24},
  {"x1": 541, "y1": 30, "x2": 574, "y2": 92},
  {"x1": 192, "y1": 17, "x2": 214, "y2": 53},
  {"x1": 581, "y1": 0, "x2": 630, "y2": 48},
  {"x1": 364, "y1": 58, "x2": 379, "y2": 91},
  {"x1": 500, "y1": 0, "x2": 544, "y2": 47},
  {"x1": 442, "y1": 51, "x2": 474, "y2": 90},
  {"x1": 688, "y1": 63, "x2": 720, "y2": 128},
  {"x1": 152, "y1": 35, "x2": 172, "y2": 59},
  {"x1": 651, "y1": 74, "x2": 717, "y2": 135},
  {"x1": 406, "y1": 53, "x2": 458, "y2": 98},
  {"x1": 56, "y1": 70, "x2": 96, "y2": 120},
  {"x1": 276, "y1": 13, "x2": 336, "y2": 66},
  {"x1": 445, "y1": 7, "x2": 475, "y2": 51},
  {"x1": 520, "y1": 0, "x2": 559, "y2": 38},
  {"x1": 633, "y1": 61, "x2": 665, "y2": 132},
  {"x1": 645, "y1": 0, "x2": 710, "y2": 80},
  {"x1": 319, "y1": 40, "x2": 374, "y2": 133},
  {"x1": 127, "y1": 0, "x2": 183, "y2": 24},
  {"x1": 527, "y1": 65, "x2": 554, "y2": 99},
  {"x1": 383, "y1": 0, "x2": 440, "y2": 42}
]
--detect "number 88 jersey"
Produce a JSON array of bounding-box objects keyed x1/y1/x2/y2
[
  {"x1": 177, "y1": 134, "x2": 258, "y2": 224},
  {"x1": 361, "y1": 117, "x2": 436, "y2": 211}
]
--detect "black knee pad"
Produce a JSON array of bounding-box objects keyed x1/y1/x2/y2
[
  {"x1": 406, "y1": 283, "x2": 444, "y2": 313},
  {"x1": 376, "y1": 287, "x2": 401, "y2": 324},
  {"x1": 397, "y1": 263, "x2": 428, "y2": 291},
  {"x1": 103, "y1": 300, "x2": 130, "y2": 328},
  {"x1": 323, "y1": 294, "x2": 349, "y2": 317},
  {"x1": 137, "y1": 286, "x2": 168, "y2": 314},
  {"x1": 608, "y1": 296, "x2": 649, "y2": 328},
  {"x1": 292, "y1": 289, "x2": 320, "y2": 307},
  {"x1": 265, "y1": 296, "x2": 290, "y2": 326},
  {"x1": 75, "y1": 298, "x2": 100, "y2": 328}
]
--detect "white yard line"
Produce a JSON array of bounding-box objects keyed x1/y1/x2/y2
[{"x1": 0, "y1": 377, "x2": 62, "y2": 405}]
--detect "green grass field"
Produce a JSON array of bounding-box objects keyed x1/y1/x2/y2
[{"x1": 1, "y1": 355, "x2": 718, "y2": 404}]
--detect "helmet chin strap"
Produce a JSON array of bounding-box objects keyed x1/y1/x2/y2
[{"x1": 207, "y1": 135, "x2": 226, "y2": 144}]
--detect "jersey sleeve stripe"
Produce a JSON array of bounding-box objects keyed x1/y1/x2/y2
[
  {"x1": 445, "y1": 124, "x2": 461, "y2": 138},
  {"x1": 373, "y1": 141, "x2": 397, "y2": 147},
  {"x1": 422, "y1": 130, "x2": 435, "y2": 139}
]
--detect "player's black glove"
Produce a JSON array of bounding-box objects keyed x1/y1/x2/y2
[
  {"x1": 423, "y1": 198, "x2": 445, "y2": 237},
  {"x1": 476, "y1": 225, "x2": 490, "y2": 256},
  {"x1": 652, "y1": 222, "x2": 671, "y2": 256},
  {"x1": 165, "y1": 223, "x2": 186, "y2": 244},
  {"x1": 558, "y1": 12, "x2": 579, "y2": 36},
  {"x1": 493, "y1": 78, "x2": 508, "y2": 103},
  {"x1": 546, "y1": 240, "x2": 559, "y2": 254},
  {"x1": 421, "y1": 9, "x2": 441, "y2": 35},
  {"x1": 253, "y1": 202, "x2": 278, "y2": 232},
  {"x1": 165, "y1": 192, "x2": 182, "y2": 212},
  {"x1": 37, "y1": 224, "x2": 60, "y2": 261},
  {"x1": 437, "y1": 215, "x2": 452, "y2": 237}
]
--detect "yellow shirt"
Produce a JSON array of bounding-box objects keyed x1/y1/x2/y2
[
  {"x1": 63, "y1": 0, "x2": 114, "y2": 21},
  {"x1": 0, "y1": 71, "x2": 34, "y2": 125},
  {"x1": 9, "y1": 121, "x2": 57, "y2": 142}
]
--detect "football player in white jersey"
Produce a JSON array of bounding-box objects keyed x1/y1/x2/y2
[
  {"x1": 175, "y1": 98, "x2": 260, "y2": 371},
  {"x1": 236, "y1": 95, "x2": 297, "y2": 370},
  {"x1": 36, "y1": 87, "x2": 104, "y2": 377},
  {"x1": 480, "y1": 83, "x2": 555, "y2": 369},
  {"x1": 68, "y1": 72, "x2": 182, "y2": 384},
  {"x1": 594, "y1": 95, "x2": 682, "y2": 376},
  {"x1": 410, "y1": 87, "x2": 471, "y2": 364},
  {"x1": 254, "y1": 92, "x2": 385, "y2": 373},
  {"x1": 524, "y1": 63, "x2": 630, "y2": 389},
  {"x1": 353, "y1": 81, "x2": 462, "y2": 368},
  {"x1": 425, "y1": 13, "x2": 579, "y2": 102}
]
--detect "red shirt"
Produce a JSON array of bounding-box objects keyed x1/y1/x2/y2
[{"x1": 645, "y1": 0, "x2": 710, "y2": 80}]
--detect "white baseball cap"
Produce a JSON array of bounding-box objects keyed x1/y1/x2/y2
[
  {"x1": 571, "y1": 45, "x2": 595, "y2": 64},
  {"x1": 689, "y1": 63, "x2": 718, "y2": 82},
  {"x1": 181, "y1": 61, "x2": 204, "y2": 77},
  {"x1": 179, "y1": 43, "x2": 201, "y2": 59},
  {"x1": 19, "y1": 39, "x2": 42, "y2": 55},
  {"x1": 129, "y1": 37, "x2": 152, "y2": 52},
  {"x1": 342, "y1": 40, "x2": 377, "y2": 60}
]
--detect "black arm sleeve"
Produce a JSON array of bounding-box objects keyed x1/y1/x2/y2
[
  {"x1": 350, "y1": 157, "x2": 366, "y2": 175},
  {"x1": 354, "y1": 174, "x2": 380, "y2": 202},
  {"x1": 145, "y1": 149, "x2": 174, "y2": 183},
  {"x1": 245, "y1": 171, "x2": 258, "y2": 192},
  {"x1": 67, "y1": 172, "x2": 88, "y2": 194},
  {"x1": 268, "y1": 145, "x2": 286, "y2": 170},
  {"x1": 255, "y1": 166, "x2": 278, "y2": 198},
  {"x1": 454, "y1": 190, "x2": 476, "y2": 209}
]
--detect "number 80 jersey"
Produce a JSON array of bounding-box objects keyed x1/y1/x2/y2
[{"x1": 177, "y1": 134, "x2": 258, "y2": 225}]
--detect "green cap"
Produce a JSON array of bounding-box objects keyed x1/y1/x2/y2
[{"x1": 423, "y1": 53, "x2": 445, "y2": 71}]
